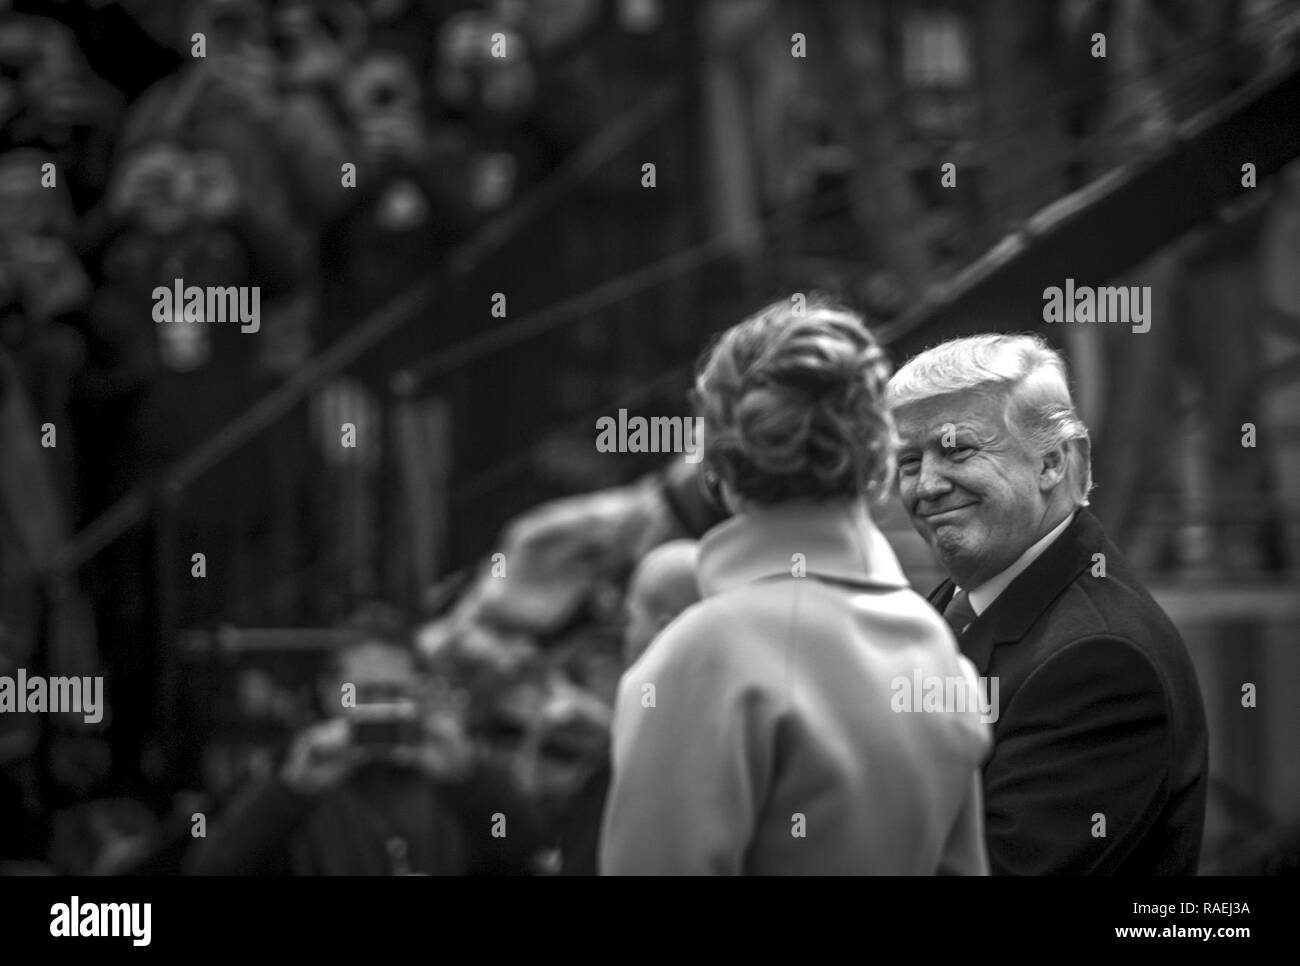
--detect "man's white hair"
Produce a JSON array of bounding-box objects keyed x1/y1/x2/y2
[{"x1": 886, "y1": 333, "x2": 1093, "y2": 506}]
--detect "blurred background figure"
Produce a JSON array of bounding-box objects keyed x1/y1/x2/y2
[
  {"x1": 619, "y1": 538, "x2": 699, "y2": 668},
  {"x1": 557, "y1": 537, "x2": 699, "y2": 875},
  {"x1": 185, "y1": 635, "x2": 547, "y2": 875}
]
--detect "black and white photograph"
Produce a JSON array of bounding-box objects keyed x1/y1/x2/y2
[{"x1": 0, "y1": 0, "x2": 1297, "y2": 945}]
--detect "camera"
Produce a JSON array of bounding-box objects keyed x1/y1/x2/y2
[{"x1": 348, "y1": 699, "x2": 421, "y2": 748}]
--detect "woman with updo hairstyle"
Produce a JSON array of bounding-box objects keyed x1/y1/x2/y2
[
  {"x1": 600, "y1": 297, "x2": 993, "y2": 875},
  {"x1": 694, "y1": 298, "x2": 898, "y2": 507}
]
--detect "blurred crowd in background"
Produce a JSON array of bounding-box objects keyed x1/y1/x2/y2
[
  {"x1": 0, "y1": 0, "x2": 725, "y2": 875},
  {"x1": 1, "y1": 0, "x2": 1298, "y2": 874}
]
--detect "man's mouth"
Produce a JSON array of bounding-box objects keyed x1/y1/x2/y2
[{"x1": 919, "y1": 503, "x2": 975, "y2": 523}]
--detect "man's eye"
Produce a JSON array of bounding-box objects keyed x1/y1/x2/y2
[
  {"x1": 897, "y1": 458, "x2": 919, "y2": 476},
  {"x1": 947, "y1": 445, "x2": 974, "y2": 460}
]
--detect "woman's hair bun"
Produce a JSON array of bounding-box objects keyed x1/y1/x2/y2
[{"x1": 694, "y1": 296, "x2": 896, "y2": 506}]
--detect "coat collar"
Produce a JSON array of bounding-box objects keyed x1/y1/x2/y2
[
  {"x1": 697, "y1": 499, "x2": 909, "y2": 598},
  {"x1": 928, "y1": 509, "x2": 1111, "y2": 674}
]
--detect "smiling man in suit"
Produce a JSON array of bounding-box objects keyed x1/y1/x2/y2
[{"x1": 887, "y1": 333, "x2": 1208, "y2": 875}]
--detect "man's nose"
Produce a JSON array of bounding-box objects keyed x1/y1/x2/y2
[{"x1": 915, "y1": 453, "x2": 953, "y2": 502}]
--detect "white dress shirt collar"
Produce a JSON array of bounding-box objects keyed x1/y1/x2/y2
[{"x1": 960, "y1": 512, "x2": 1075, "y2": 617}]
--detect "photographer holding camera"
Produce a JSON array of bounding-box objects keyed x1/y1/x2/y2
[{"x1": 185, "y1": 639, "x2": 548, "y2": 876}]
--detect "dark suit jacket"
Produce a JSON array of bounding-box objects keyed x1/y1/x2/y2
[{"x1": 928, "y1": 509, "x2": 1208, "y2": 875}]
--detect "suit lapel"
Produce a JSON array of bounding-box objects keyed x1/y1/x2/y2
[
  {"x1": 956, "y1": 605, "x2": 1003, "y2": 677},
  {"x1": 926, "y1": 511, "x2": 1110, "y2": 675},
  {"x1": 925, "y1": 577, "x2": 956, "y2": 608},
  {"x1": 927, "y1": 580, "x2": 955, "y2": 611}
]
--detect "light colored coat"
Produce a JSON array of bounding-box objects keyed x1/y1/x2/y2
[{"x1": 600, "y1": 499, "x2": 991, "y2": 875}]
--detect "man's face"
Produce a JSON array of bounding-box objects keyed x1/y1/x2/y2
[
  {"x1": 318, "y1": 641, "x2": 418, "y2": 715},
  {"x1": 894, "y1": 390, "x2": 1051, "y2": 589}
]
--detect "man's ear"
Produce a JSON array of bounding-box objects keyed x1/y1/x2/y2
[{"x1": 1038, "y1": 440, "x2": 1070, "y2": 492}]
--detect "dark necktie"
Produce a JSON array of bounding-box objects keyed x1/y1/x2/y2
[{"x1": 943, "y1": 588, "x2": 977, "y2": 636}]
